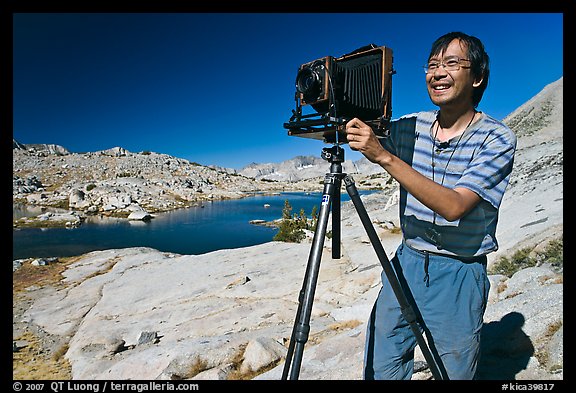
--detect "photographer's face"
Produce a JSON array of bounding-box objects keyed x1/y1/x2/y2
[{"x1": 426, "y1": 39, "x2": 477, "y2": 110}]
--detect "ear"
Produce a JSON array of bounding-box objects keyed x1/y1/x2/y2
[{"x1": 472, "y1": 74, "x2": 484, "y2": 88}]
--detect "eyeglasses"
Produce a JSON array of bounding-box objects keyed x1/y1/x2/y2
[{"x1": 424, "y1": 56, "x2": 471, "y2": 74}]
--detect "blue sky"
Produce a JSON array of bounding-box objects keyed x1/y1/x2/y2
[{"x1": 12, "y1": 13, "x2": 563, "y2": 169}]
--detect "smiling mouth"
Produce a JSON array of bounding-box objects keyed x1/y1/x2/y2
[{"x1": 433, "y1": 84, "x2": 450, "y2": 91}]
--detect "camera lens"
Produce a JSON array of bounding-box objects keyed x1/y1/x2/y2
[
  {"x1": 296, "y1": 68, "x2": 318, "y2": 93},
  {"x1": 296, "y1": 67, "x2": 322, "y2": 103}
]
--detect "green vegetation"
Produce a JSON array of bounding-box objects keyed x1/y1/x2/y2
[
  {"x1": 273, "y1": 200, "x2": 318, "y2": 243},
  {"x1": 489, "y1": 236, "x2": 563, "y2": 277},
  {"x1": 534, "y1": 319, "x2": 563, "y2": 373}
]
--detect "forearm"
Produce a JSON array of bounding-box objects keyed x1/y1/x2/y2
[
  {"x1": 346, "y1": 117, "x2": 479, "y2": 221},
  {"x1": 377, "y1": 152, "x2": 476, "y2": 222}
]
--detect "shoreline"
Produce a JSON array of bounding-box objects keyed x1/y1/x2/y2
[
  {"x1": 13, "y1": 189, "x2": 383, "y2": 261},
  {"x1": 12, "y1": 188, "x2": 376, "y2": 230}
]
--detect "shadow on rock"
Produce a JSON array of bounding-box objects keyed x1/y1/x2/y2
[{"x1": 476, "y1": 311, "x2": 534, "y2": 380}]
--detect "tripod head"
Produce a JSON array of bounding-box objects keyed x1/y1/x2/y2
[{"x1": 321, "y1": 145, "x2": 345, "y2": 164}]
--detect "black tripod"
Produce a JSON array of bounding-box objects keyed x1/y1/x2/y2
[{"x1": 281, "y1": 145, "x2": 444, "y2": 380}]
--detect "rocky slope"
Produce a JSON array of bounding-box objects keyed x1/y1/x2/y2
[
  {"x1": 13, "y1": 145, "x2": 388, "y2": 228},
  {"x1": 13, "y1": 77, "x2": 563, "y2": 381},
  {"x1": 238, "y1": 155, "x2": 382, "y2": 182},
  {"x1": 12, "y1": 145, "x2": 287, "y2": 219}
]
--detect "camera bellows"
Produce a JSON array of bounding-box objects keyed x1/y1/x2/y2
[{"x1": 336, "y1": 55, "x2": 386, "y2": 119}]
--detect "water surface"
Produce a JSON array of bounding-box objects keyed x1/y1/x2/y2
[{"x1": 13, "y1": 191, "x2": 375, "y2": 260}]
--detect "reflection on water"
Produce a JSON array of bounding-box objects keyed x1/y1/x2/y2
[
  {"x1": 13, "y1": 203, "x2": 69, "y2": 220},
  {"x1": 13, "y1": 191, "x2": 378, "y2": 260}
]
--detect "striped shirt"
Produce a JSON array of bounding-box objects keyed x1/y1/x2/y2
[{"x1": 382, "y1": 110, "x2": 517, "y2": 257}]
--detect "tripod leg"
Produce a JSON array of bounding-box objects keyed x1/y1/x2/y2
[
  {"x1": 282, "y1": 174, "x2": 338, "y2": 380},
  {"x1": 281, "y1": 288, "x2": 304, "y2": 380},
  {"x1": 331, "y1": 164, "x2": 342, "y2": 259},
  {"x1": 343, "y1": 175, "x2": 445, "y2": 380}
]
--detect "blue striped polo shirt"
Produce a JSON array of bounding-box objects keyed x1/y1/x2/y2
[{"x1": 382, "y1": 110, "x2": 517, "y2": 257}]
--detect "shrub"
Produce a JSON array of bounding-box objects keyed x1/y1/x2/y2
[
  {"x1": 536, "y1": 238, "x2": 563, "y2": 270},
  {"x1": 273, "y1": 200, "x2": 318, "y2": 243},
  {"x1": 489, "y1": 236, "x2": 563, "y2": 277}
]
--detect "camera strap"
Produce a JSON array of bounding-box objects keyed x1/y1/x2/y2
[
  {"x1": 423, "y1": 252, "x2": 430, "y2": 287},
  {"x1": 428, "y1": 111, "x2": 476, "y2": 246}
]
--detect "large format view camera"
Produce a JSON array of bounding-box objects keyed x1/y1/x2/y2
[{"x1": 284, "y1": 44, "x2": 394, "y2": 144}]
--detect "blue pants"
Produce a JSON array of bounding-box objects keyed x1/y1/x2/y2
[{"x1": 364, "y1": 241, "x2": 489, "y2": 380}]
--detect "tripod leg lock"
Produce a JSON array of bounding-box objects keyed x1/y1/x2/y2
[
  {"x1": 343, "y1": 175, "x2": 355, "y2": 187},
  {"x1": 400, "y1": 305, "x2": 418, "y2": 325},
  {"x1": 294, "y1": 323, "x2": 310, "y2": 343}
]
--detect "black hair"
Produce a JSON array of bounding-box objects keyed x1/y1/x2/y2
[{"x1": 429, "y1": 31, "x2": 490, "y2": 107}]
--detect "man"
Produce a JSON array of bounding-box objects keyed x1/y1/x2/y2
[{"x1": 345, "y1": 32, "x2": 516, "y2": 380}]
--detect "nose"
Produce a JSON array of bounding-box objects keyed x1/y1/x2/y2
[{"x1": 432, "y1": 64, "x2": 449, "y2": 77}]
